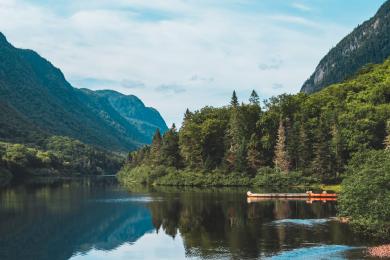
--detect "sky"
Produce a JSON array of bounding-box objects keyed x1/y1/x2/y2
[{"x1": 0, "y1": 0, "x2": 386, "y2": 126}]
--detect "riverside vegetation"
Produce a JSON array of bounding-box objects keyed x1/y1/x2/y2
[
  {"x1": 119, "y1": 58, "x2": 390, "y2": 239},
  {"x1": 0, "y1": 136, "x2": 123, "y2": 186}
]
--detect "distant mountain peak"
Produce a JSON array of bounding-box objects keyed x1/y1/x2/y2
[{"x1": 301, "y1": 0, "x2": 390, "y2": 93}]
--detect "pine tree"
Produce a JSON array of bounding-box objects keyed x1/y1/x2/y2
[
  {"x1": 249, "y1": 90, "x2": 260, "y2": 105},
  {"x1": 150, "y1": 129, "x2": 162, "y2": 166},
  {"x1": 179, "y1": 122, "x2": 203, "y2": 168},
  {"x1": 230, "y1": 90, "x2": 239, "y2": 107},
  {"x1": 235, "y1": 138, "x2": 248, "y2": 172},
  {"x1": 385, "y1": 120, "x2": 390, "y2": 151},
  {"x1": 225, "y1": 100, "x2": 242, "y2": 169},
  {"x1": 183, "y1": 108, "x2": 193, "y2": 122},
  {"x1": 274, "y1": 119, "x2": 290, "y2": 173},
  {"x1": 331, "y1": 122, "x2": 344, "y2": 175},
  {"x1": 312, "y1": 120, "x2": 333, "y2": 181},
  {"x1": 247, "y1": 133, "x2": 263, "y2": 172},
  {"x1": 161, "y1": 124, "x2": 181, "y2": 168},
  {"x1": 297, "y1": 123, "x2": 311, "y2": 170}
]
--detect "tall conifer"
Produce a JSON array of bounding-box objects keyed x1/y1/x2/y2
[{"x1": 274, "y1": 119, "x2": 290, "y2": 173}]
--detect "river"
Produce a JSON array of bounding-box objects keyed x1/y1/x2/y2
[{"x1": 0, "y1": 178, "x2": 379, "y2": 259}]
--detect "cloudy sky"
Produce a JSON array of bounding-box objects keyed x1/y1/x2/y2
[{"x1": 0, "y1": 0, "x2": 386, "y2": 126}]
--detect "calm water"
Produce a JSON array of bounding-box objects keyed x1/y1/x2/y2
[{"x1": 0, "y1": 178, "x2": 378, "y2": 260}]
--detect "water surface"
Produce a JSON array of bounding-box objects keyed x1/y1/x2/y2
[{"x1": 0, "y1": 178, "x2": 377, "y2": 259}]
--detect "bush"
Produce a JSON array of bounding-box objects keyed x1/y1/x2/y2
[
  {"x1": 117, "y1": 165, "x2": 153, "y2": 185},
  {"x1": 338, "y1": 150, "x2": 390, "y2": 239},
  {"x1": 253, "y1": 167, "x2": 319, "y2": 187},
  {"x1": 156, "y1": 169, "x2": 252, "y2": 187}
]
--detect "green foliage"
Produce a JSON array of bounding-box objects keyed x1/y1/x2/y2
[
  {"x1": 121, "y1": 58, "x2": 390, "y2": 190},
  {"x1": 253, "y1": 167, "x2": 319, "y2": 187},
  {"x1": 0, "y1": 137, "x2": 123, "y2": 179},
  {"x1": 339, "y1": 150, "x2": 390, "y2": 239},
  {"x1": 160, "y1": 124, "x2": 181, "y2": 168}
]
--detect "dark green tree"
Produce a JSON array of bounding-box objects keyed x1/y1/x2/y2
[
  {"x1": 311, "y1": 119, "x2": 333, "y2": 181},
  {"x1": 297, "y1": 123, "x2": 311, "y2": 170},
  {"x1": 385, "y1": 120, "x2": 390, "y2": 150},
  {"x1": 230, "y1": 90, "x2": 239, "y2": 107},
  {"x1": 235, "y1": 138, "x2": 248, "y2": 172},
  {"x1": 249, "y1": 90, "x2": 260, "y2": 105},
  {"x1": 161, "y1": 124, "x2": 181, "y2": 168},
  {"x1": 273, "y1": 119, "x2": 290, "y2": 173},
  {"x1": 150, "y1": 129, "x2": 163, "y2": 166},
  {"x1": 247, "y1": 133, "x2": 263, "y2": 172}
]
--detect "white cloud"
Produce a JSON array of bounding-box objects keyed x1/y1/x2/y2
[
  {"x1": 0, "y1": 0, "x2": 352, "y2": 126},
  {"x1": 292, "y1": 2, "x2": 312, "y2": 12}
]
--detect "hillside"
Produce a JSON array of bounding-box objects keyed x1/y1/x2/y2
[
  {"x1": 0, "y1": 32, "x2": 167, "y2": 152},
  {"x1": 301, "y1": 0, "x2": 390, "y2": 93}
]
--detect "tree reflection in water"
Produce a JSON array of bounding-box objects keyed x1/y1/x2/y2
[
  {"x1": 144, "y1": 187, "x2": 355, "y2": 259},
  {"x1": 0, "y1": 183, "x2": 366, "y2": 260}
]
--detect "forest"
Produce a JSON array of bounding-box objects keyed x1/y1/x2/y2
[
  {"x1": 119, "y1": 59, "x2": 390, "y2": 187},
  {"x1": 118, "y1": 58, "x2": 390, "y2": 239},
  {"x1": 0, "y1": 136, "x2": 123, "y2": 186}
]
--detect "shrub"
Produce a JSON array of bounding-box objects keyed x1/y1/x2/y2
[
  {"x1": 253, "y1": 167, "x2": 319, "y2": 187},
  {"x1": 339, "y1": 150, "x2": 390, "y2": 239}
]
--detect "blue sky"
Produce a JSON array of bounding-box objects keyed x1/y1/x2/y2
[{"x1": 0, "y1": 0, "x2": 386, "y2": 126}]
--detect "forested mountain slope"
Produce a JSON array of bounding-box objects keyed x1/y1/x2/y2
[
  {"x1": 301, "y1": 0, "x2": 390, "y2": 93},
  {"x1": 0, "y1": 32, "x2": 167, "y2": 151}
]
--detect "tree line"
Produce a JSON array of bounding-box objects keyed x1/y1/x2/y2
[{"x1": 126, "y1": 76, "x2": 389, "y2": 184}]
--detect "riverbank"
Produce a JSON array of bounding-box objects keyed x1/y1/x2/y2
[{"x1": 117, "y1": 165, "x2": 322, "y2": 188}]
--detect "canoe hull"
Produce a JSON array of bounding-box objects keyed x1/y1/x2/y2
[{"x1": 246, "y1": 191, "x2": 337, "y2": 198}]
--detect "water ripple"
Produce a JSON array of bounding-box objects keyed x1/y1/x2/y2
[
  {"x1": 266, "y1": 245, "x2": 358, "y2": 260},
  {"x1": 92, "y1": 196, "x2": 162, "y2": 203},
  {"x1": 270, "y1": 218, "x2": 330, "y2": 226}
]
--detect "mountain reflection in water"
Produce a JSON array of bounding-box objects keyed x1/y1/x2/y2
[{"x1": 0, "y1": 180, "x2": 370, "y2": 260}]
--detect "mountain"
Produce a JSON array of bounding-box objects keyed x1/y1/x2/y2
[
  {"x1": 84, "y1": 89, "x2": 168, "y2": 142},
  {"x1": 0, "y1": 32, "x2": 167, "y2": 151},
  {"x1": 301, "y1": 0, "x2": 390, "y2": 93}
]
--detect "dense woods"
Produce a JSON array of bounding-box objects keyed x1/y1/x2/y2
[
  {"x1": 119, "y1": 58, "x2": 390, "y2": 187},
  {"x1": 0, "y1": 136, "x2": 123, "y2": 185}
]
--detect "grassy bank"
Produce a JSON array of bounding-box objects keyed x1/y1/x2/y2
[{"x1": 117, "y1": 165, "x2": 320, "y2": 188}]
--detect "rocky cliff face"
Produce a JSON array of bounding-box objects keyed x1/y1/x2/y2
[{"x1": 301, "y1": 0, "x2": 390, "y2": 93}]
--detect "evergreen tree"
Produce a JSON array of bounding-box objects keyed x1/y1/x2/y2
[
  {"x1": 150, "y1": 129, "x2": 162, "y2": 166},
  {"x1": 312, "y1": 120, "x2": 333, "y2": 181},
  {"x1": 385, "y1": 120, "x2": 390, "y2": 151},
  {"x1": 235, "y1": 138, "x2": 248, "y2": 172},
  {"x1": 330, "y1": 122, "x2": 345, "y2": 175},
  {"x1": 249, "y1": 90, "x2": 260, "y2": 105},
  {"x1": 179, "y1": 122, "x2": 203, "y2": 168},
  {"x1": 225, "y1": 98, "x2": 242, "y2": 169},
  {"x1": 161, "y1": 124, "x2": 181, "y2": 168},
  {"x1": 274, "y1": 119, "x2": 290, "y2": 173},
  {"x1": 183, "y1": 108, "x2": 193, "y2": 122},
  {"x1": 297, "y1": 123, "x2": 311, "y2": 170},
  {"x1": 286, "y1": 120, "x2": 300, "y2": 170},
  {"x1": 247, "y1": 133, "x2": 263, "y2": 172},
  {"x1": 230, "y1": 90, "x2": 239, "y2": 107}
]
